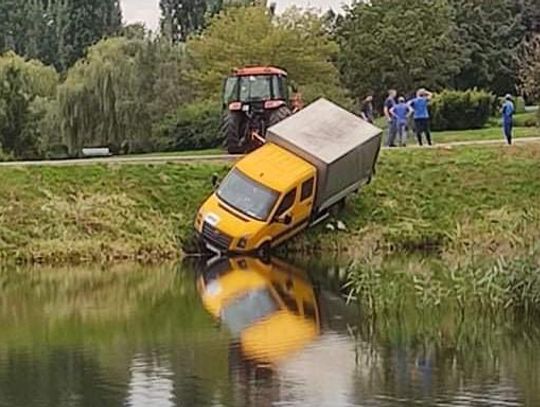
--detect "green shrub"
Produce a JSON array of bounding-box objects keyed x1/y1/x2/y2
[
  {"x1": 515, "y1": 96, "x2": 526, "y2": 114},
  {"x1": 430, "y1": 89, "x2": 495, "y2": 131},
  {"x1": 155, "y1": 100, "x2": 223, "y2": 151},
  {"x1": 514, "y1": 112, "x2": 539, "y2": 127},
  {"x1": 45, "y1": 144, "x2": 70, "y2": 159},
  {"x1": 0, "y1": 143, "x2": 13, "y2": 162}
]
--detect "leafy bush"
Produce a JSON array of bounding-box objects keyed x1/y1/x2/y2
[
  {"x1": 515, "y1": 96, "x2": 526, "y2": 114},
  {"x1": 155, "y1": 101, "x2": 223, "y2": 151},
  {"x1": 430, "y1": 89, "x2": 495, "y2": 131},
  {"x1": 514, "y1": 112, "x2": 538, "y2": 127},
  {"x1": 0, "y1": 52, "x2": 59, "y2": 159},
  {"x1": 0, "y1": 143, "x2": 13, "y2": 162}
]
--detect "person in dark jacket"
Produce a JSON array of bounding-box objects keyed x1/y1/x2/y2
[
  {"x1": 359, "y1": 95, "x2": 375, "y2": 123},
  {"x1": 384, "y1": 89, "x2": 398, "y2": 146}
]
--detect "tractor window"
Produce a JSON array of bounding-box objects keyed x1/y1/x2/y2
[
  {"x1": 239, "y1": 75, "x2": 272, "y2": 102},
  {"x1": 223, "y1": 77, "x2": 238, "y2": 105},
  {"x1": 272, "y1": 75, "x2": 287, "y2": 100}
]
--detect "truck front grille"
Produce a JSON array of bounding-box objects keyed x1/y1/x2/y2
[{"x1": 202, "y1": 222, "x2": 233, "y2": 251}]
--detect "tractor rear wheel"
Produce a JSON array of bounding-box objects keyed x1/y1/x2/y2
[
  {"x1": 267, "y1": 105, "x2": 292, "y2": 128},
  {"x1": 222, "y1": 111, "x2": 246, "y2": 154}
]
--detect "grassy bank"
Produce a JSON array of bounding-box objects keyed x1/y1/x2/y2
[
  {"x1": 292, "y1": 143, "x2": 540, "y2": 256},
  {"x1": 0, "y1": 163, "x2": 228, "y2": 263},
  {"x1": 1, "y1": 143, "x2": 539, "y2": 264}
]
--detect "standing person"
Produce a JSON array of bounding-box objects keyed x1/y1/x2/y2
[
  {"x1": 359, "y1": 95, "x2": 375, "y2": 123},
  {"x1": 384, "y1": 89, "x2": 398, "y2": 147},
  {"x1": 409, "y1": 88, "x2": 433, "y2": 146},
  {"x1": 501, "y1": 94, "x2": 515, "y2": 145},
  {"x1": 390, "y1": 96, "x2": 413, "y2": 146}
]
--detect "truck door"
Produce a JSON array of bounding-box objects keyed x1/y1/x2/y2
[
  {"x1": 268, "y1": 188, "x2": 297, "y2": 245},
  {"x1": 269, "y1": 181, "x2": 313, "y2": 245},
  {"x1": 297, "y1": 177, "x2": 315, "y2": 223}
]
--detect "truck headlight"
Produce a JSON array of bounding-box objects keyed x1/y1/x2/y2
[{"x1": 237, "y1": 237, "x2": 249, "y2": 249}]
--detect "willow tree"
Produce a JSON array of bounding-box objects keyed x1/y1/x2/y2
[
  {"x1": 58, "y1": 38, "x2": 146, "y2": 155},
  {"x1": 58, "y1": 37, "x2": 191, "y2": 155},
  {"x1": 186, "y1": 6, "x2": 346, "y2": 104}
]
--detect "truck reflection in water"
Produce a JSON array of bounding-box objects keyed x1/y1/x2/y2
[
  {"x1": 196, "y1": 256, "x2": 370, "y2": 406},
  {"x1": 197, "y1": 256, "x2": 320, "y2": 369}
]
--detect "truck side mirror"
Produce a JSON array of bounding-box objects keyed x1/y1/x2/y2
[
  {"x1": 275, "y1": 213, "x2": 292, "y2": 225},
  {"x1": 211, "y1": 174, "x2": 220, "y2": 190}
]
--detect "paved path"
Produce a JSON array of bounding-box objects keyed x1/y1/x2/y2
[{"x1": 1, "y1": 137, "x2": 540, "y2": 168}]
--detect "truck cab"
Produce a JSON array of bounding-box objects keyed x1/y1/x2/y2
[{"x1": 195, "y1": 143, "x2": 317, "y2": 254}]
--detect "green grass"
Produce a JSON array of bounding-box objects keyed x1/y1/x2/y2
[
  {"x1": 345, "y1": 252, "x2": 540, "y2": 313},
  {"x1": 0, "y1": 162, "x2": 229, "y2": 264},
  {"x1": 433, "y1": 126, "x2": 538, "y2": 144},
  {"x1": 128, "y1": 148, "x2": 224, "y2": 158},
  {"x1": 1, "y1": 143, "x2": 539, "y2": 264},
  {"x1": 374, "y1": 112, "x2": 539, "y2": 145},
  {"x1": 288, "y1": 143, "x2": 540, "y2": 258}
]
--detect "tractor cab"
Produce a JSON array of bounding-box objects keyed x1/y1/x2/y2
[{"x1": 222, "y1": 66, "x2": 299, "y2": 154}]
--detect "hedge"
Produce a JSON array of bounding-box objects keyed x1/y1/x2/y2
[
  {"x1": 430, "y1": 89, "x2": 495, "y2": 131},
  {"x1": 513, "y1": 111, "x2": 539, "y2": 127},
  {"x1": 155, "y1": 100, "x2": 223, "y2": 152}
]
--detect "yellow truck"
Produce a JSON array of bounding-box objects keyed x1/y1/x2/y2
[
  {"x1": 197, "y1": 256, "x2": 320, "y2": 366},
  {"x1": 195, "y1": 98, "x2": 382, "y2": 254}
]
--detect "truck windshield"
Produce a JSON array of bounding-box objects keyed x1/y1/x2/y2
[
  {"x1": 221, "y1": 288, "x2": 279, "y2": 338},
  {"x1": 217, "y1": 169, "x2": 279, "y2": 221}
]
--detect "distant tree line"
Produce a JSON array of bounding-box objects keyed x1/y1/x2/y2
[
  {"x1": 0, "y1": 0, "x2": 539, "y2": 160},
  {"x1": 0, "y1": 0, "x2": 122, "y2": 71}
]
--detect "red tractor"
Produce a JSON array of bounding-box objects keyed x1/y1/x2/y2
[{"x1": 221, "y1": 66, "x2": 303, "y2": 154}]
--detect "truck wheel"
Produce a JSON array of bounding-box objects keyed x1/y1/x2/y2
[
  {"x1": 330, "y1": 198, "x2": 346, "y2": 217},
  {"x1": 258, "y1": 241, "x2": 271, "y2": 261},
  {"x1": 267, "y1": 105, "x2": 292, "y2": 128},
  {"x1": 222, "y1": 111, "x2": 246, "y2": 154}
]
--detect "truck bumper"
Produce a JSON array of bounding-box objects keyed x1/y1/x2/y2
[{"x1": 196, "y1": 230, "x2": 257, "y2": 256}]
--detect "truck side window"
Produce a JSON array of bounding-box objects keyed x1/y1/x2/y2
[
  {"x1": 301, "y1": 178, "x2": 314, "y2": 201},
  {"x1": 276, "y1": 189, "x2": 296, "y2": 216}
]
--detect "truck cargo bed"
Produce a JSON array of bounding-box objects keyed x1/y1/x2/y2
[{"x1": 266, "y1": 98, "x2": 382, "y2": 212}]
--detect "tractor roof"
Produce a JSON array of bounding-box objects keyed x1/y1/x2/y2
[{"x1": 233, "y1": 66, "x2": 287, "y2": 77}]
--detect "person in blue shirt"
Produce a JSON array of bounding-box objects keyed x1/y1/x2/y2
[
  {"x1": 390, "y1": 96, "x2": 414, "y2": 146},
  {"x1": 384, "y1": 89, "x2": 398, "y2": 147},
  {"x1": 501, "y1": 94, "x2": 515, "y2": 145},
  {"x1": 408, "y1": 88, "x2": 433, "y2": 146}
]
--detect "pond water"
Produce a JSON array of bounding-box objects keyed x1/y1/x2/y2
[{"x1": 0, "y1": 257, "x2": 539, "y2": 407}]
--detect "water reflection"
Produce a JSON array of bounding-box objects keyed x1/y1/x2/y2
[
  {"x1": 197, "y1": 256, "x2": 381, "y2": 406},
  {"x1": 198, "y1": 257, "x2": 320, "y2": 365},
  {"x1": 0, "y1": 259, "x2": 539, "y2": 406},
  {"x1": 126, "y1": 354, "x2": 175, "y2": 407}
]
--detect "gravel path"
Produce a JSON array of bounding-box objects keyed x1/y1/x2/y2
[{"x1": 2, "y1": 137, "x2": 540, "y2": 168}]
